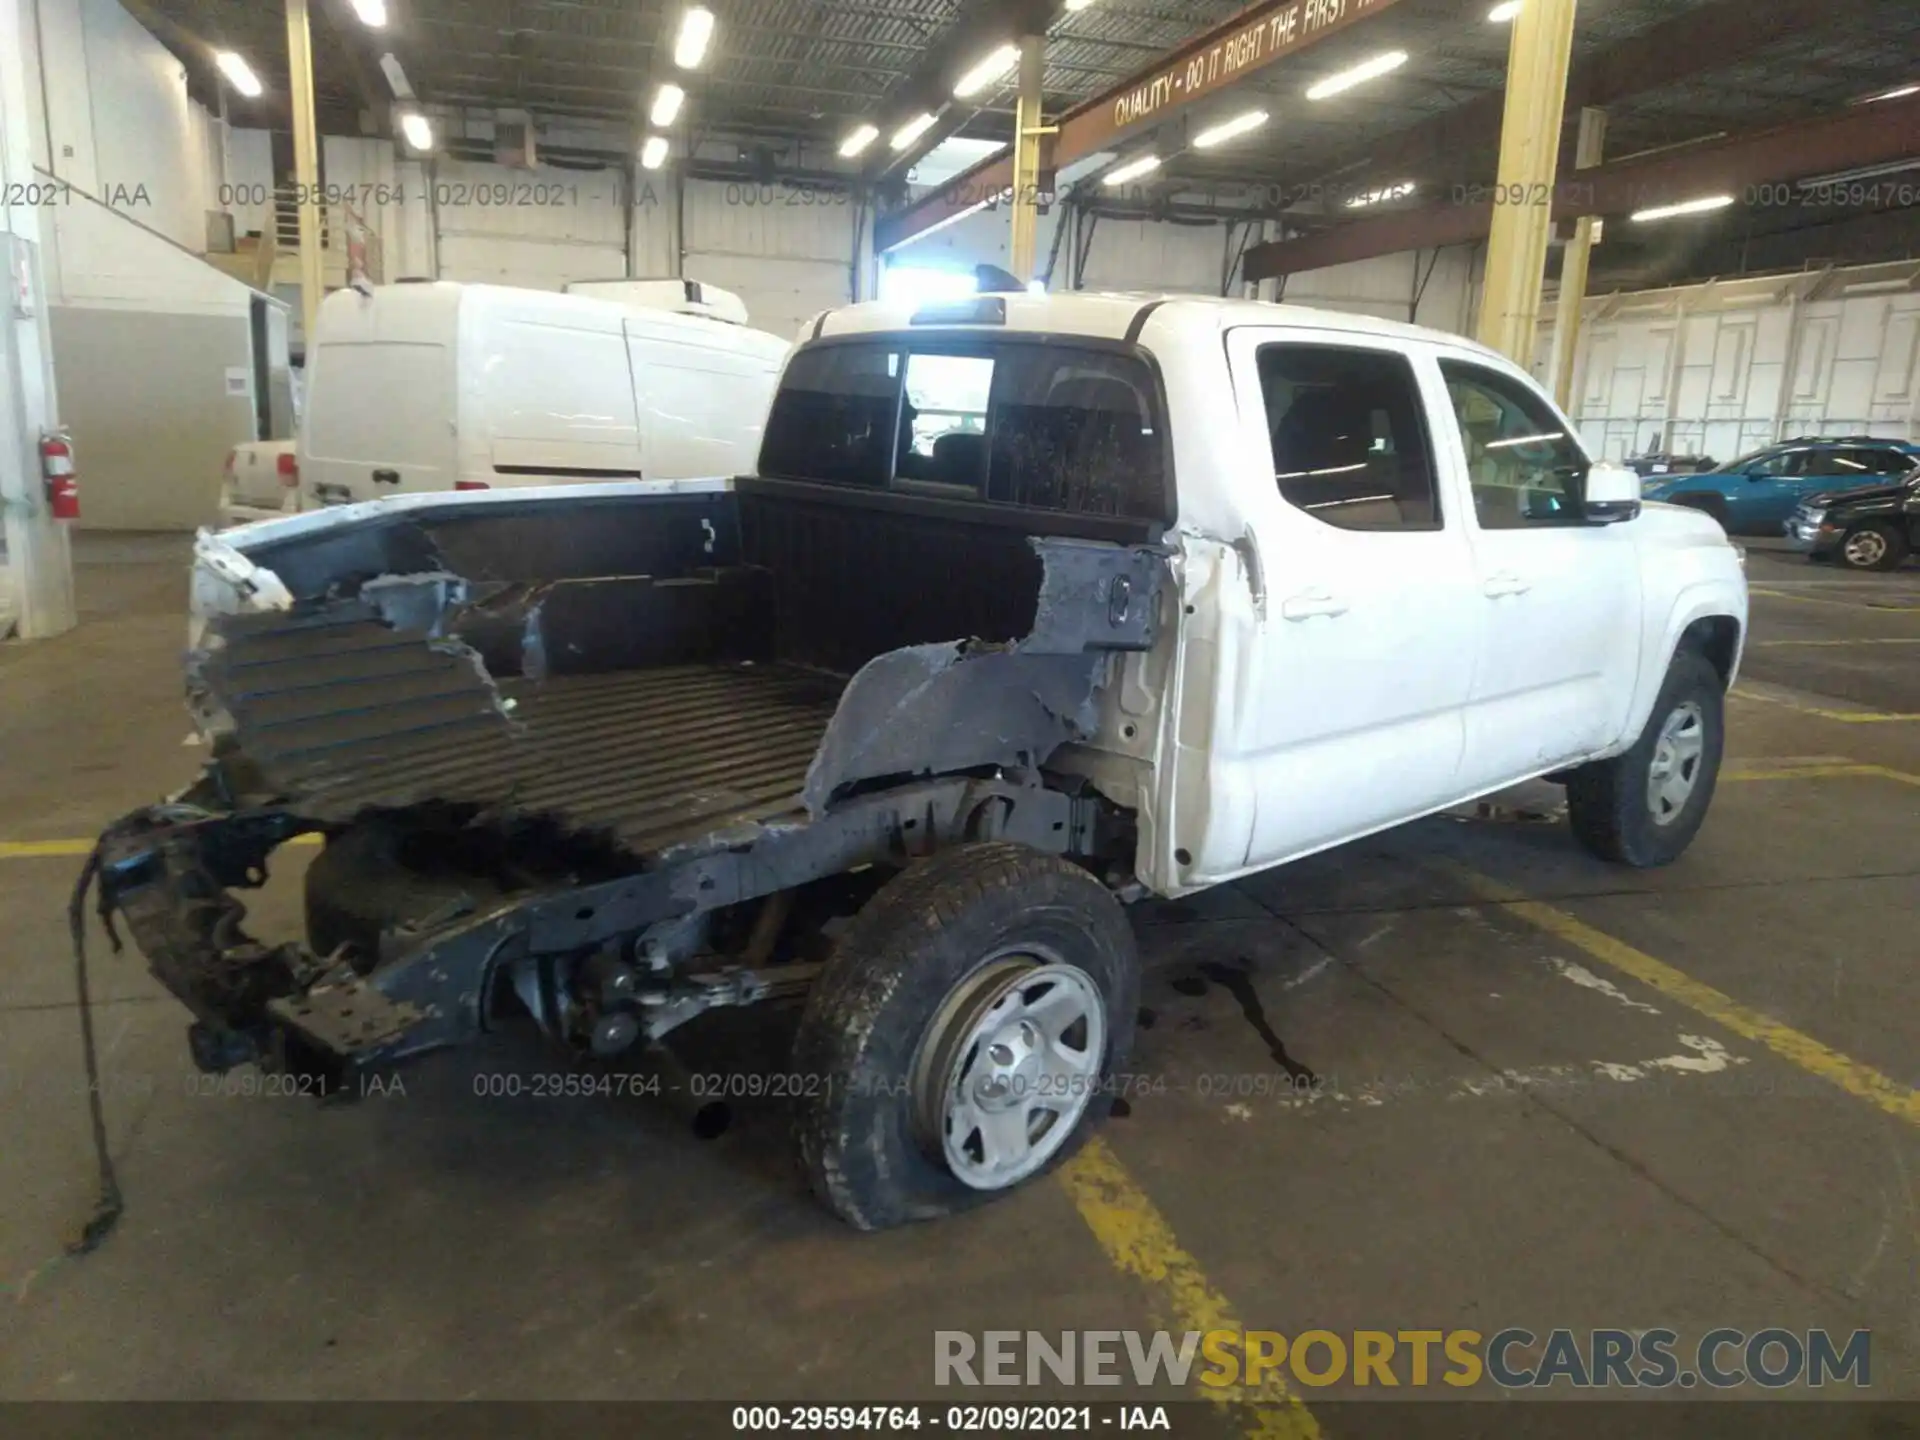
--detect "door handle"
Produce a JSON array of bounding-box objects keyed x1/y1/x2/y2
[
  {"x1": 1482, "y1": 573, "x2": 1532, "y2": 599},
  {"x1": 1280, "y1": 589, "x2": 1350, "y2": 622},
  {"x1": 371, "y1": 468, "x2": 401, "y2": 486}
]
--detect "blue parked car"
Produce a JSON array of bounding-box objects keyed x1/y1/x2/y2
[{"x1": 1640, "y1": 436, "x2": 1920, "y2": 535}]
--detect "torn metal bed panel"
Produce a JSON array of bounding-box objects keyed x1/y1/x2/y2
[{"x1": 798, "y1": 538, "x2": 1172, "y2": 814}]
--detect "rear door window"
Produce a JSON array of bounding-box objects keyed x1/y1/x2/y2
[
  {"x1": 1260, "y1": 345, "x2": 1440, "y2": 530},
  {"x1": 1839, "y1": 447, "x2": 1915, "y2": 476},
  {"x1": 758, "y1": 339, "x2": 1166, "y2": 520}
]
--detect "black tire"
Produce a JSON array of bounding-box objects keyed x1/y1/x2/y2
[
  {"x1": 793, "y1": 842, "x2": 1138, "y2": 1231},
  {"x1": 1566, "y1": 647, "x2": 1725, "y2": 868},
  {"x1": 1836, "y1": 522, "x2": 1908, "y2": 573}
]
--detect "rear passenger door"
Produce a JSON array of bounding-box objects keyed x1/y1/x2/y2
[
  {"x1": 1225, "y1": 330, "x2": 1480, "y2": 867},
  {"x1": 1433, "y1": 356, "x2": 1640, "y2": 792}
]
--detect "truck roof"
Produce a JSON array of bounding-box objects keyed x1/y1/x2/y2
[{"x1": 812, "y1": 291, "x2": 1508, "y2": 360}]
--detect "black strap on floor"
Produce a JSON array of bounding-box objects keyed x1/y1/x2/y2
[{"x1": 65, "y1": 846, "x2": 125, "y2": 1254}]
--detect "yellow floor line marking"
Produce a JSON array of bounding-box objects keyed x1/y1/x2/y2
[
  {"x1": 1722, "y1": 763, "x2": 1886, "y2": 782},
  {"x1": 0, "y1": 833, "x2": 322, "y2": 862},
  {"x1": 1448, "y1": 866, "x2": 1920, "y2": 1128},
  {"x1": 1851, "y1": 763, "x2": 1920, "y2": 788},
  {"x1": 1731, "y1": 689, "x2": 1918, "y2": 724},
  {"x1": 0, "y1": 838, "x2": 94, "y2": 859},
  {"x1": 1060, "y1": 1138, "x2": 1321, "y2": 1439},
  {"x1": 1749, "y1": 587, "x2": 1920, "y2": 613},
  {"x1": 1755, "y1": 637, "x2": 1920, "y2": 647}
]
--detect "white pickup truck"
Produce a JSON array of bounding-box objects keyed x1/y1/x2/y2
[{"x1": 96, "y1": 293, "x2": 1747, "y2": 1229}]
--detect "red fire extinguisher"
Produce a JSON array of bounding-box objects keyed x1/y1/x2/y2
[{"x1": 41, "y1": 432, "x2": 79, "y2": 521}]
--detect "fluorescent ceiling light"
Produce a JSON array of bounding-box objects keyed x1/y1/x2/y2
[
  {"x1": 674, "y1": 7, "x2": 715, "y2": 69},
  {"x1": 350, "y1": 0, "x2": 387, "y2": 26},
  {"x1": 1193, "y1": 109, "x2": 1269, "y2": 149},
  {"x1": 379, "y1": 53, "x2": 413, "y2": 100},
  {"x1": 1104, "y1": 154, "x2": 1161, "y2": 186},
  {"x1": 1487, "y1": 1, "x2": 1522, "y2": 20},
  {"x1": 215, "y1": 52, "x2": 262, "y2": 98},
  {"x1": 1800, "y1": 158, "x2": 1920, "y2": 186},
  {"x1": 1065, "y1": 0, "x2": 1097, "y2": 9},
  {"x1": 651, "y1": 83, "x2": 685, "y2": 127},
  {"x1": 1348, "y1": 180, "x2": 1416, "y2": 207},
  {"x1": 399, "y1": 111, "x2": 433, "y2": 151},
  {"x1": 910, "y1": 135, "x2": 1005, "y2": 185},
  {"x1": 640, "y1": 134, "x2": 670, "y2": 170},
  {"x1": 891, "y1": 112, "x2": 938, "y2": 151},
  {"x1": 1863, "y1": 83, "x2": 1919, "y2": 103},
  {"x1": 839, "y1": 123, "x2": 879, "y2": 158},
  {"x1": 954, "y1": 44, "x2": 1019, "y2": 99},
  {"x1": 1306, "y1": 50, "x2": 1408, "y2": 101},
  {"x1": 1631, "y1": 194, "x2": 1734, "y2": 222}
]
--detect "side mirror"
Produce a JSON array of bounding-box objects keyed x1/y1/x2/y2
[{"x1": 1582, "y1": 462, "x2": 1642, "y2": 525}]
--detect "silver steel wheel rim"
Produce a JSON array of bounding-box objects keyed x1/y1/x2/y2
[
  {"x1": 925, "y1": 956, "x2": 1107, "y2": 1192},
  {"x1": 1843, "y1": 531, "x2": 1887, "y2": 567},
  {"x1": 1646, "y1": 700, "x2": 1706, "y2": 826}
]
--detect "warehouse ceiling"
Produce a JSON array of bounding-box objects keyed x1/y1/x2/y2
[{"x1": 143, "y1": 0, "x2": 1920, "y2": 283}]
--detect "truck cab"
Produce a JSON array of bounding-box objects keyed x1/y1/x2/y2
[{"x1": 99, "y1": 292, "x2": 1747, "y2": 1230}]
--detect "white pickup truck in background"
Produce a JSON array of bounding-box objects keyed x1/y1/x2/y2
[
  {"x1": 104, "y1": 292, "x2": 1748, "y2": 1230},
  {"x1": 218, "y1": 438, "x2": 299, "y2": 526}
]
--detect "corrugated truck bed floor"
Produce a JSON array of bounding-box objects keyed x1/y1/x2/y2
[{"x1": 217, "y1": 647, "x2": 845, "y2": 855}]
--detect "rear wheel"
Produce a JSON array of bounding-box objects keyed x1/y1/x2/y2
[
  {"x1": 793, "y1": 842, "x2": 1138, "y2": 1230},
  {"x1": 1837, "y1": 522, "x2": 1908, "y2": 573},
  {"x1": 1566, "y1": 648, "x2": 1725, "y2": 868}
]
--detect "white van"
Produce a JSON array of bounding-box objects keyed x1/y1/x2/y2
[{"x1": 299, "y1": 281, "x2": 790, "y2": 506}]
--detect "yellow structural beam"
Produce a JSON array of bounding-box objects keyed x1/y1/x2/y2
[
  {"x1": 1009, "y1": 34, "x2": 1047, "y2": 285},
  {"x1": 285, "y1": 0, "x2": 326, "y2": 348},
  {"x1": 1476, "y1": 0, "x2": 1579, "y2": 363}
]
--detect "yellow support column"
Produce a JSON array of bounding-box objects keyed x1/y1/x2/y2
[
  {"x1": 1476, "y1": 0, "x2": 1578, "y2": 364},
  {"x1": 1009, "y1": 34, "x2": 1045, "y2": 284},
  {"x1": 285, "y1": 0, "x2": 325, "y2": 349},
  {"x1": 1548, "y1": 106, "x2": 1606, "y2": 409}
]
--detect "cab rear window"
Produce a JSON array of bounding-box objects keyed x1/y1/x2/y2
[{"x1": 759, "y1": 339, "x2": 1168, "y2": 520}]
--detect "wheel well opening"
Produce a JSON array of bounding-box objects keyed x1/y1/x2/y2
[{"x1": 1681, "y1": 616, "x2": 1740, "y2": 688}]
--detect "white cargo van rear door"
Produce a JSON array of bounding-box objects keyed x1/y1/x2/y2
[
  {"x1": 480, "y1": 308, "x2": 645, "y2": 485},
  {"x1": 304, "y1": 342, "x2": 456, "y2": 504},
  {"x1": 625, "y1": 315, "x2": 785, "y2": 480}
]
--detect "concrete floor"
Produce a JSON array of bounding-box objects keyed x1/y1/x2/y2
[{"x1": 1, "y1": 534, "x2": 1916, "y2": 1427}]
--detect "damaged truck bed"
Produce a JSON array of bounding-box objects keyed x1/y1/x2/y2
[{"x1": 99, "y1": 477, "x2": 1167, "y2": 1095}]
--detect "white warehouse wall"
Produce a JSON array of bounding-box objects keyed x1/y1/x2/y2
[
  {"x1": 225, "y1": 127, "x2": 275, "y2": 241},
  {"x1": 22, "y1": 0, "x2": 221, "y2": 250},
  {"x1": 430, "y1": 155, "x2": 629, "y2": 292},
  {"x1": 682, "y1": 178, "x2": 859, "y2": 341},
  {"x1": 1279, "y1": 248, "x2": 1481, "y2": 334},
  {"x1": 1563, "y1": 264, "x2": 1920, "y2": 462}
]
